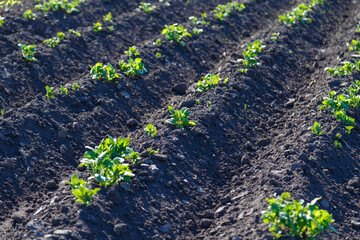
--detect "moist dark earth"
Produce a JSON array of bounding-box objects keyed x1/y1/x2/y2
[{"x1": 1, "y1": 0, "x2": 360, "y2": 239}]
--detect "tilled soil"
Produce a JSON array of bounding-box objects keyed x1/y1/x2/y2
[{"x1": 1, "y1": 0, "x2": 360, "y2": 239}]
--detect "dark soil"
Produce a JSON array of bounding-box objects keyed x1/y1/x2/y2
[{"x1": 1, "y1": 0, "x2": 360, "y2": 239}]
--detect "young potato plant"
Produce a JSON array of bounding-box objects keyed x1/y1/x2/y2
[
  {"x1": 66, "y1": 174, "x2": 100, "y2": 206},
  {"x1": 22, "y1": 9, "x2": 36, "y2": 20},
  {"x1": 159, "y1": 0, "x2": 170, "y2": 6},
  {"x1": 334, "y1": 140, "x2": 342, "y2": 149},
  {"x1": 72, "y1": 83, "x2": 79, "y2": 91},
  {"x1": 0, "y1": 15, "x2": 4, "y2": 27},
  {"x1": 137, "y1": 2, "x2": 156, "y2": 14},
  {"x1": 90, "y1": 63, "x2": 119, "y2": 81},
  {"x1": 319, "y1": 81, "x2": 360, "y2": 133},
  {"x1": 189, "y1": 13, "x2": 209, "y2": 26},
  {"x1": 357, "y1": 20, "x2": 360, "y2": 33},
  {"x1": 347, "y1": 39, "x2": 360, "y2": 54},
  {"x1": 166, "y1": 106, "x2": 197, "y2": 129},
  {"x1": 325, "y1": 61, "x2": 357, "y2": 76},
  {"x1": 144, "y1": 124, "x2": 158, "y2": 138},
  {"x1": 196, "y1": 73, "x2": 219, "y2": 92},
  {"x1": 44, "y1": 32, "x2": 65, "y2": 47},
  {"x1": 79, "y1": 136, "x2": 140, "y2": 187},
  {"x1": 213, "y1": 1, "x2": 245, "y2": 21},
  {"x1": 18, "y1": 43, "x2": 37, "y2": 61},
  {"x1": 162, "y1": 24, "x2": 192, "y2": 47},
  {"x1": 119, "y1": 46, "x2": 147, "y2": 77},
  {"x1": 60, "y1": 85, "x2": 68, "y2": 95},
  {"x1": 192, "y1": 27, "x2": 203, "y2": 35},
  {"x1": 262, "y1": 192, "x2": 336, "y2": 239},
  {"x1": 278, "y1": 0, "x2": 324, "y2": 27},
  {"x1": 0, "y1": 0, "x2": 22, "y2": 9},
  {"x1": 239, "y1": 40, "x2": 266, "y2": 73},
  {"x1": 93, "y1": 22, "x2": 102, "y2": 32},
  {"x1": 68, "y1": 29, "x2": 81, "y2": 36},
  {"x1": 271, "y1": 32, "x2": 280, "y2": 41},
  {"x1": 309, "y1": 121, "x2": 323, "y2": 135},
  {"x1": 103, "y1": 12, "x2": 114, "y2": 31},
  {"x1": 45, "y1": 86, "x2": 54, "y2": 99},
  {"x1": 35, "y1": 0, "x2": 86, "y2": 14}
]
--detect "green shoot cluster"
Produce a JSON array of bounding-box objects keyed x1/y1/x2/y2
[
  {"x1": 44, "y1": 32, "x2": 65, "y2": 47},
  {"x1": 309, "y1": 121, "x2": 323, "y2": 135},
  {"x1": 68, "y1": 29, "x2": 81, "y2": 36},
  {"x1": 119, "y1": 46, "x2": 147, "y2": 77},
  {"x1": 278, "y1": 0, "x2": 324, "y2": 27},
  {"x1": 239, "y1": 39, "x2": 266, "y2": 73},
  {"x1": 189, "y1": 13, "x2": 209, "y2": 26},
  {"x1": 66, "y1": 174, "x2": 100, "y2": 206},
  {"x1": 144, "y1": 124, "x2": 157, "y2": 138},
  {"x1": 213, "y1": 1, "x2": 245, "y2": 21},
  {"x1": 0, "y1": 0, "x2": 22, "y2": 9},
  {"x1": 22, "y1": 9, "x2": 36, "y2": 20},
  {"x1": 319, "y1": 81, "x2": 360, "y2": 134},
  {"x1": 162, "y1": 24, "x2": 192, "y2": 47},
  {"x1": 0, "y1": 15, "x2": 4, "y2": 27},
  {"x1": 18, "y1": 43, "x2": 37, "y2": 61},
  {"x1": 137, "y1": 2, "x2": 156, "y2": 14},
  {"x1": 166, "y1": 106, "x2": 197, "y2": 129},
  {"x1": 325, "y1": 60, "x2": 360, "y2": 76},
  {"x1": 196, "y1": 74, "x2": 220, "y2": 92},
  {"x1": 262, "y1": 192, "x2": 336, "y2": 239},
  {"x1": 90, "y1": 63, "x2": 119, "y2": 81},
  {"x1": 347, "y1": 39, "x2": 360, "y2": 54},
  {"x1": 35, "y1": 0, "x2": 86, "y2": 14}
]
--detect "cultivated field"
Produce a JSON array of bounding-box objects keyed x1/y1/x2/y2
[{"x1": 0, "y1": 0, "x2": 360, "y2": 239}]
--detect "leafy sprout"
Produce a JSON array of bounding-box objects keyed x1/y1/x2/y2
[
  {"x1": 262, "y1": 192, "x2": 336, "y2": 239},
  {"x1": 60, "y1": 85, "x2": 68, "y2": 95},
  {"x1": 0, "y1": 15, "x2": 4, "y2": 27},
  {"x1": 144, "y1": 124, "x2": 157, "y2": 138},
  {"x1": 22, "y1": 9, "x2": 36, "y2": 20},
  {"x1": 45, "y1": 86, "x2": 54, "y2": 99},
  {"x1": 325, "y1": 61, "x2": 357, "y2": 76},
  {"x1": 90, "y1": 63, "x2": 119, "y2": 81},
  {"x1": 309, "y1": 122, "x2": 323, "y2": 135},
  {"x1": 72, "y1": 83, "x2": 79, "y2": 91},
  {"x1": 119, "y1": 46, "x2": 147, "y2": 77},
  {"x1": 93, "y1": 22, "x2": 102, "y2": 32},
  {"x1": 66, "y1": 174, "x2": 100, "y2": 206},
  {"x1": 137, "y1": 2, "x2": 156, "y2": 14},
  {"x1": 213, "y1": 1, "x2": 245, "y2": 21},
  {"x1": 35, "y1": 0, "x2": 86, "y2": 14},
  {"x1": 196, "y1": 74, "x2": 220, "y2": 92},
  {"x1": 161, "y1": 24, "x2": 192, "y2": 47},
  {"x1": 166, "y1": 106, "x2": 197, "y2": 129},
  {"x1": 44, "y1": 32, "x2": 65, "y2": 47},
  {"x1": 18, "y1": 43, "x2": 37, "y2": 61},
  {"x1": 68, "y1": 29, "x2": 81, "y2": 36}
]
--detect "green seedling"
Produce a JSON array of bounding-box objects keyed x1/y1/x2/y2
[
  {"x1": 145, "y1": 124, "x2": 158, "y2": 138},
  {"x1": 66, "y1": 174, "x2": 100, "y2": 206},
  {"x1": 195, "y1": 99, "x2": 200, "y2": 105},
  {"x1": 159, "y1": 0, "x2": 170, "y2": 6},
  {"x1": 279, "y1": 0, "x2": 323, "y2": 27},
  {"x1": 1, "y1": 109, "x2": 4, "y2": 116},
  {"x1": 68, "y1": 29, "x2": 81, "y2": 36},
  {"x1": 162, "y1": 24, "x2": 192, "y2": 47},
  {"x1": 347, "y1": 39, "x2": 360, "y2": 54},
  {"x1": 155, "y1": 52, "x2": 161, "y2": 58},
  {"x1": 137, "y1": 2, "x2": 156, "y2": 13},
  {"x1": 72, "y1": 83, "x2": 79, "y2": 91},
  {"x1": 0, "y1": 0, "x2": 22, "y2": 9},
  {"x1": 147, "y1": 148, "x2": 159, "y2": 155},
  {"x1": 90, "y1": 63, "x2": 119, "y2": 81},
  {"x1": 35, "y1": 0, "x2": 86, "y2": 14},
  {"x1": 0, "y1": 15, "x2": 3, "y2": 27},
  {"x1": 192, "y1": 27, "x2": 203, "y2": 35},
  {"x1": 213, "y1": 1, "x2": 245, "y2": 21},
  {"x1": 93, "y1": 22, "x2": 102, "y2": 31},
  {"x1": 271, "y1": 32, "x2": 280, "y2": 41},
  {"x1": 189, "y1": 13, "x2": 209, "y2": 25},
  {"x1": 334, "y1": 140, "x2": 342, "y2": 149},
  {"x1": 166, "y1": 106, "x2": 197, "y2": 129},
  {"x1": 335, "y1": 133, "x2": 342, "y2": 140},
  {"x1": 262, "y1": 192, "x2": 336, "y2": 239},
  {"x1": 196, "y1": 73, "x2": 219, "y2": 92},
  {"x1": 79, "y1": 136, "x2": 139, "y2": 187},
  {"x1": 22, "y1": 9, "x2": 36, "y2": 20},
  {"x1": 310, "y1": 121, "x2": 323, "y2": 135},
  {"x1": 18, "y1": 43, "x2": 37, "y2": 61},
  {"x1": 119, "y1": 46, "x2": 147, "y2": 77},
  {"x1": 44, "y1": 32, "x2": 65, "y2": 47},
  {"x1": 155, "y1": 38, "x2": 162, "y2": 46},
  {"x1": 60, "y1": 85, "x2": 68, "y2": 95},
  {"x1": 239, "y1": 40, "x2": 265, "y2": 72},
  {"x1": 45, "y1": 86, "x2": 54, "y2": 99},
  {"x1": 356, "y1": 20, "x2": 360, "y2": 33},
  {"x1": 103, "y1": 12, "x2": 114, "y2": 31},
  {"x1": 325, "y1": 61, "x2": 356, "y2": 76}
]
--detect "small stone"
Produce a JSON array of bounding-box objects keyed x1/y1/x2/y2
[
  {"x1": 120, "y1": 183, "x2": 130, "y2": 191},
  {"x1": 13, "y1": 213, "x2": 25, "y2": 223},
  {"x1": 291, "y1": 162, "x2": 302, "y2": 171},
  {"x1": 126, "y1": 119, "x2": 139, "y2": 127},
  {"x1": 246, "y1": 142, "x2": 254, "y2": 150},
  {"x1": 58, "y1": 127, "x2": 67, "y2": 138},
  {"x1": 257, "y1": 139, "x2": 270, "y2": 147},
  {"x1": 45, "y1": 180, "x2": 57, "y2": 189},
  {"x1": 221, "y1": 196, "x2": 231, "y2": 204},
  {"x1": 179, "y1": 99, "x2": 196, "y2": 108},
  {"x1": 202, "y1": 211, "x2": 214, "y2": 219},
  {"x1": 215, "y1": 206, "x2": 226, "y2": 218},
  {"x1": 320, "y1": 198, "x2": 330, "y2": 208},
  {"x1": 284, "y1": 98, "x2": 296, "y2": 108},
  {"x1": 149, "y1": 165, "x2": 159, "y2": 174},
  {"x1": 176, "y1": 153, "x2": 185, "y2": 160},
  {"x1": 3, "y1": 158, "x2": 17, "y2": 168},
  {"x1": 271, "y1": 101, "x2": 280, "y2": 109},
  {"x1": 173, "y1": 84, "x2": 187, "y2": 95},
  {"x1": 348, "y1": 177, "x2": 360, "y2": 188},
  {"x1": 351, "y1": 219, "x2": 360, "y2": 228},
  {"x1": 53, "y1": 229, "x2": 72, "y2": 236},
  {"x1": 200, "y1": 219, "x2": 212, "y2": 228},
  {"x1": 159, "y1": 222, "x2": 172, "y2": 233},
  {"x1": 153, "y1": 154, "x2": 168, "y2": 162},
  {"x1": 328, "y1": 79, "x2": 341, "y2": 88},
  {"x1": 270, "y1": 169, "x2": 286, "y2": 178},
  {"x1": 241, "y1": 155, "x2": 250, "y2": 165},
  {"x1": 114, "y1": 223, "x2": 127, "y2": 236}
]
